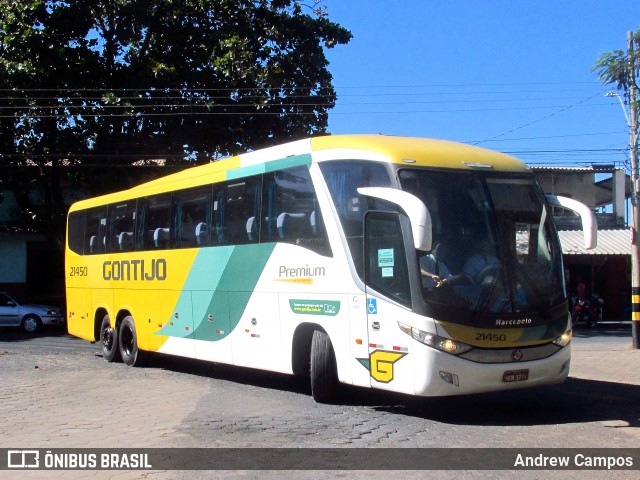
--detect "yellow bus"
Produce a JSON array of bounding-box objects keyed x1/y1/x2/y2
[{"x1": 65, "y1": 135, "x2": 595, "y2": 403}]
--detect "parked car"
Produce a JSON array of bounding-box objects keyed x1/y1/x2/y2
[{"x1": 0, "y1": 292, "x2": 65, "y2": 333}]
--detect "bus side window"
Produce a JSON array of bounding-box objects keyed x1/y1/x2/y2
[
  {"x1": 265, "y1": 166, "x2": 332, "y2": 256},
  {"x1": 173, "y1": 186, "x2": 212, "y2": 249},
  {"x1": 143, "y1": 194, "x2": 171, "y2": 250},
  {"x1": 319, "y1": 161, "x2": 392, "y2": 267},
  {"x1": 217, "y1": 178, "x2": 261, "y2": 245},
  {"x1": 108, "y1": 201, "x2": 135, "y2": 253},
  {"x1": 85, "y1": 207, "x2": 108, "y2": 255},
  {"x1": 67, "y1": 210, "x2": 85, "y2": 255}
]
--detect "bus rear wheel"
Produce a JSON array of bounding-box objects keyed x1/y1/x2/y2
[
  {"x1": 118, "y1": 316, "x2": 146, "y2": 367},
  {"x1": 310, "y1": 330, "x2": 338, "y2": 403},
  {"x1": 100, "y1": 315, "x2": 121, "y2": 362}
]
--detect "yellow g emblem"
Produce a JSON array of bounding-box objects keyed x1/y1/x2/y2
[{"x1": 357, "y1": 350, "x2": 407, "y2": 383}]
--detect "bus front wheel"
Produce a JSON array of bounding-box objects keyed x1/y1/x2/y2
[
  {"x1": 118, "y1": 316, "x2": 146, "y2": 367},
  {"x1": 100, "y1": 315, "x2": 121, "y2": 362},
  {"x1": 310, "y1": 330, "x2": 338, "y2": 403}
]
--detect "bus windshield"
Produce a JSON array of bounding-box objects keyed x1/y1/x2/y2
[{"x1": 399, "y1": 169, "x2": 565, "y2": 318}]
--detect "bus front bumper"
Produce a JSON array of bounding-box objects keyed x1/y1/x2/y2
[{"x1": 412, "y1": 342, "x2": 571, "y2": 397}]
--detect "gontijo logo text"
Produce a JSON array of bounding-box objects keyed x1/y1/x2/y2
[{"x1": 103, "y1": 259, "x2": 167, "y2": 281}]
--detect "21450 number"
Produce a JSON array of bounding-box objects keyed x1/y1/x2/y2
[
  {"x1": 69, "y1": 266, "x2": 88, "y2": 277},
  {"x1": 475, "y1": 332, "x2": 507, "y2": 342}
]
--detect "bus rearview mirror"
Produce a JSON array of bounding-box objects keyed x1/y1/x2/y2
[
  {"x1": 357, "y1": 187, "x2": 432, "y2": 251},
  {"x1": 545, "y1": 194, "x2": 598, "y2": 249}
]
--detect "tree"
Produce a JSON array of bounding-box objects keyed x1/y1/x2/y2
[
  {"x1": 592, "y1": 30, "x2": 640, "y2": 94},
  {"x1": 592, "y1": 29, "x2": 639, "y2": 172},
  {"x1": 0, "y1": 0, "x2": 351, "y2": 247}
]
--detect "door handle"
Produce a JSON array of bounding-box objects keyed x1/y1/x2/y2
[{"x1": 371, "y1": 321, "x2": 380, "y2": 331}]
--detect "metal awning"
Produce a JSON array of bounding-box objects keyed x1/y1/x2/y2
[{"x1": 558, "y1": 228, "x2": 631, "y2": 255}]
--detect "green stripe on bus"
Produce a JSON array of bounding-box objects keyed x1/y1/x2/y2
[
  {"x1": 159, "y1": 243, "x2": 276, "y2": 341},
  {"x1": 263, "y1": 154, "x2": 311, "y2": 173},
  {"x1": 226, "y1": 154, "x2": 312, "y2": 180}
]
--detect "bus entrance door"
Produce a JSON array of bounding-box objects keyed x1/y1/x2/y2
[{"x1": 364, "y1": 211, "x2": 414, "y2": 393}]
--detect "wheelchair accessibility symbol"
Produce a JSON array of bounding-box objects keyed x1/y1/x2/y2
[{"x1": 367, "y1": 298, "x2": 377, "y2": 315}]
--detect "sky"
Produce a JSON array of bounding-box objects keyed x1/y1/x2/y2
[{"x1": 320, "y1": 0, "x2": 640, "y2": 169}]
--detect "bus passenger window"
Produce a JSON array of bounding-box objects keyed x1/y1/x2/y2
[
  {"x1": 67, "y1": 211, "x2": 85, "y2": 255},
  {"x1": 108, "y1": 202, "x2": 136, "y2": 253},
  {"x1": 85, "y1": 207, "x2": 108, "y2": 255},
  {"x1": 263, "y1": 166, "x2": 332, "y2": 256},
  {"x1": 216, "y1": 178, "x2": 261, "y2": 245},
  {"x1": 173, "y1": 186, "x2": 212, "y2": 249},
  {"x1": 319, "y1": 161, "x2": 392, "y2": 271},
  {"x1": 141, "y1": 194, "x2": 171, "y2": 250}
]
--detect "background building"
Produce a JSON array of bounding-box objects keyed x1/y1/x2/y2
[{"x1": 533, "y1": 166, "x2": 632, "y2": 320}]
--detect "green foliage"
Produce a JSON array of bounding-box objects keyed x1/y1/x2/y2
[
  {"x1": 592, "y1": 29, "x2": 640, "y2": 96},
  {"x1": 0, "y1": 0, "x2": 351, "y2": 245}
]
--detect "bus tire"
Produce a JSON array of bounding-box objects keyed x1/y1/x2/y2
[
  {"x1": 100, "y1": 315, "x2": 121, "y2": 362},
  {"x1": 310, "y1": 330, "x2": 338, "y2": 403},
  {"x1": 118, "y1": 316, "x2": 146, "y2": 367}
]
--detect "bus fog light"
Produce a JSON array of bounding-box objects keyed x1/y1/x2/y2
[
  {"x1": 553, "y1": 329, "x2": 572, "y2": 347},
  {"x1": 398, "y1": 322, "x2": 473, "y2": 355},
  {"x1": 439, "y1": 371, "x2": 459, "y2": 386}
]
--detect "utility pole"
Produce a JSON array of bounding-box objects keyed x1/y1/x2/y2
[{"x1": 628, "y1": 31, "x2": 640, "y2": 349}]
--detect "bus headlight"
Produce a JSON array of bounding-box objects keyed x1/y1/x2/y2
[
  {"x1": 398, "y1": 322, "x2": 473, "y2": 355},
  {"x1": 553, "y1": 329, "x2": 572, "y2": 347}
]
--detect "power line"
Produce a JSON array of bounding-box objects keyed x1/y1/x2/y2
[
  {"x1": 0, "y1": 101, "x2": 617, "y2": 120},
  {"x1": 472, "y1": 91, "x2": 608, "y2": 146},
  {"x1": 468, "y1": 130, "x2": 628, "y2": 142}
]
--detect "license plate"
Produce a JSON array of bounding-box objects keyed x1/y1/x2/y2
[{"x1": 502, "y1": 369, "x2": 529, "y2": 382}]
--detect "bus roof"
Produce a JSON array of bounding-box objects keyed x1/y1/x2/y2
[
  {"x1": 70, "y1": 135, "x2": 528, "y2": 210},
  {"x1": 310, "y1": 135, "x2": 527, "y2": 170}
]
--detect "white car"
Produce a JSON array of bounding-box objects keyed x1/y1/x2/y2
[{"x1": 0, "y1": 292, "x2": 65, "y2": 333}]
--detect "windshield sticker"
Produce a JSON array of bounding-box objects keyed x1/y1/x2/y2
[
  {"x1": 289, "y1": 300, "x2": 340, "y2": 316},
  {"x1": 377, "y1": 248, "x2": 394, "y2": 267},
  {"x1": 381, "y1": 267, "x2": 394, "y2": 278}
]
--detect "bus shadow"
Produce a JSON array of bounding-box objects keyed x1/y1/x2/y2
[
  {"x1": 368, "y1": 378, "x2": 640, "y2": 428},
  {"x1": 147, "y1": 354, "x2": 639, "y2": 428},
  {"x1": 146, "y1": 353, "x2": 312, "y2": 395}
]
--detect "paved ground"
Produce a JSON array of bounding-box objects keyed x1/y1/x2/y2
[{"x1": 0, "y1": 325, "x2": 638, "y2": 479}]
